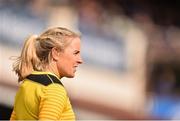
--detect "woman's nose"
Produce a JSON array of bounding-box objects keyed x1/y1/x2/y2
[{"x1": 78, "y1": 56, "x2": 83, "y2": 64}]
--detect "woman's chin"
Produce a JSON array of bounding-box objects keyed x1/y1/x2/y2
[{"x1": 66, "y1": 73, "x2": 75, "y2": 78}]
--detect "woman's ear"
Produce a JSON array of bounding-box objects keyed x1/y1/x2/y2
[{"x1": 51, "y1": 47, "x2": 60, "y2": 61}]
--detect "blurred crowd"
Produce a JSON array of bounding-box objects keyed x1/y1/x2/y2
[{"x1": 1, "y1": 0, "x2": 180, "y2": 120}]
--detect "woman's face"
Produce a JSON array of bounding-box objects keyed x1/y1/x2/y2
[{"x1": 56, "y1": 37, "x2": 83, "y2": 78}]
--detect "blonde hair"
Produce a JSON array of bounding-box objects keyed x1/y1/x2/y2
[{"x1": 13, "y1": 27, "x2": 80, "y2": 82}]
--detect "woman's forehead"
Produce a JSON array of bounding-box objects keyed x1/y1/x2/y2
[{"x1": 64, "y1": 37, "x2": 81, "y2": 51}]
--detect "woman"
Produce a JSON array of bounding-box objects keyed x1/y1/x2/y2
[{"x1": 10, "y1": 27, "x2": 83, "y2": 120}]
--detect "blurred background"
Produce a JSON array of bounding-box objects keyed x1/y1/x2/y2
[{"x1": 1, "y1": 0, "x2": 180, "y2": 120}]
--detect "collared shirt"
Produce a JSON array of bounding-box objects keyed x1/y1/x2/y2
[{"x1": 10, "y1": 71, "x2": 75, "y2": 120}]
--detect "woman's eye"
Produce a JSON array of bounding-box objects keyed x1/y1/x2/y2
[{"x1": 74, "y1": 51, "x2": 79, "y2": 55}]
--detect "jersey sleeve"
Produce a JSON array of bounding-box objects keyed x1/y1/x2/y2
[{"x1": 38, "y1": 84, "x2": 67, "y2": 120}]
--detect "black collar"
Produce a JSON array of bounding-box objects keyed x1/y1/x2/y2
[{"x1": 26, "y1": 74, "x2": 63, "y2": 86}]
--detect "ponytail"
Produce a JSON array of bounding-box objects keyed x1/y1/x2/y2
[{"x1": 13, "y1": 35, "x2": 40, "y2": 82}]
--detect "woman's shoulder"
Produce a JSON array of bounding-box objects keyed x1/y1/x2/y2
[
  {"x1": 45, "y1": 83, "x2": 67, "y2": 95},
  {"x1": 46, "y1": 83, "x2": 65, "y2": 89}
]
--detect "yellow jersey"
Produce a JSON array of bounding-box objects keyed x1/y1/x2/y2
[{"x1": 10, "y1": 71, "x2": 75, "y2": 120}]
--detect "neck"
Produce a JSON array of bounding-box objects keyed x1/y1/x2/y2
[{"x1": 44, "y1": 62, "x2": 60, "y2": 78}]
